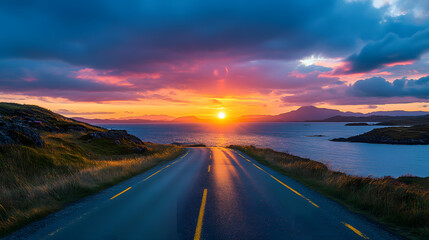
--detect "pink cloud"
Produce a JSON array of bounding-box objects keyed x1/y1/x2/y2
[
  {"x1": 75, "y1": 68, "x2": 161, "y2": 87},
  {"x1": 384, "y1": 60, "x2": 415, "y2": 67}
]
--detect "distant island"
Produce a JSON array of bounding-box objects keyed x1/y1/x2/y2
[
  {"x1": 334, "y1": 115, "x2": 429, "y2": 144},
  {"x1": 332, "y1": 125, "x2": 429, "y2": 145},
  {"x1": 345, "y1": 123, "x2": 370, "y2": 126}
]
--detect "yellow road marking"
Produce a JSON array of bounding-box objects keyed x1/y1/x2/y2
[
  {"x1": 194, "y1": 189, "x2": 208, "y2": 240},
  {"x1": 238, "y1": 153, "x2": 251, "y2": 162},
  {"x1": 250, "y1": 163, "x2": 320, "y2": 208},
  {"x1": 342, "y1": 222, "x2": 370, "y2": 239},
  {"x1": 140, "y1": 165, "x2": 171, "y2": 183},
  {"x1": 235, "y1": 150, "x2": 319, "y2": 208},
  {"x1": 48, "y1": 227, "x2": 63, "y2": 236},
  {"x1": 0, "y1": 203, "x2": 6, "y2": 213},
  {"x1": 172, "y1": 151, "x2": 189, "y2": 164},
  {"x1": 110, "y1": 187, "x2": 132, "y2": 200},
  {"x1": 208, "y1": 165, "x2": 211, "y2": 172},
  {"x1": 270, "y1": 175, "x2": 319, "y2": 208}
]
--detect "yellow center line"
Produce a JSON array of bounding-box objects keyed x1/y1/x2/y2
[
  {"x1": 194, "y1": 189, "x2": 208, "y2": 240},
  {"x1": 0, "y1": 203, "x2": 6, "y2": 213},
  {"x1": 110, "y1": 187, "x2": 132, "y2": 200},
  {"x1": 238, "y1": 153, "x2": 251, "y2": 162},
  {"x1": 250, "y1": 163, "x2": 320, "y2": 208},
  {"x1": 140, "y1": 164, "x2": 170, "y2": 183},
  {"x1": 208, "y1": 165, "x2": 211, "y2": 172},
  {"x1": 342, "y1": 222, "x2": 370, "y2": 239},
  {"x1": 173, "y1": 151, "x2": 189, "y2": 164},
  {"x1": 48, "y1": 227, "x2": 63, "y2": 236}
]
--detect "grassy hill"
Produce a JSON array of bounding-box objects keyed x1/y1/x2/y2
[{"x1": 0, "y1": 103, "x2": 184, "y2": 236}]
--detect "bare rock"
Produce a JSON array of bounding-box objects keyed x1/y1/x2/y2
[{"x1": 0, "y1": 123, "x2": 44, "y2": 147}]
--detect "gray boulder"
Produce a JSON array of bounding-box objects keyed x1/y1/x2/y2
[
  {"x1": 0, "y1": 123, "x2": 44, "y2": 147},
  {"x1": 0, "y1": 131, "x2": 14, "y2": 145}
]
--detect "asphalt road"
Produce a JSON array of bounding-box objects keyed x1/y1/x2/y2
[{"x1": 4, "y1": 147, "x2": 402, "y2": 240}]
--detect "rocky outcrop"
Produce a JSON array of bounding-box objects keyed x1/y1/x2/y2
[
  {"x1": 332, "y1": 125, "x2": 429, "y2": 145},
  {"x1": 345, "y1": 123, "x2": 369, "y2": 126},
  {"x1": 85, "y1": 130, "x2": 144, "y2": 145},
  {"x1": 0, "y1": 102, "x2": 104, "y2": 133},
  {"x1": 332, "y1": 136, "x2": 429, "y2": 144},
  {"x1": 0, "y1": 120, "x2": 44, "y2": 147},
  {"x1": 0, "y1": 131, "x2": 14, "y2": 144}
]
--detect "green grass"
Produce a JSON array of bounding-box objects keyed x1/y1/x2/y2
[
  {"x1": 229, "y1": 145, "x2": 429, "y2": 240},
  {"x1": 0, "y1": 132, "x2": 184, "y2": 236}
]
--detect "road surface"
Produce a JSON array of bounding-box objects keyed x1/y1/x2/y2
[{"x1": 4, "y1": 147, "x2": 402, "y2": 240}]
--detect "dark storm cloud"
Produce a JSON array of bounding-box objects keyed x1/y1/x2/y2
[
  {"x1": 0, "y1": 0, "x2": 414, "y2": 70},
  {"x1": 346, "y1": 28, "x2": 429, "y2": 73},
  {"x1": 0, "y1": 0, "x2": 429, "y2": 104},
  {"x1": 350, "y1": 76, "x2": 429, "y2": 98},
  {"x1": 281, "y1": 75, "x2": 429, "y2": 106}
]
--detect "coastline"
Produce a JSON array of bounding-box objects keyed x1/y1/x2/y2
[{"x1": 229, "y1": 145, "x2": 429, "y2": 240}]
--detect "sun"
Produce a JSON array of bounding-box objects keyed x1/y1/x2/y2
[{"x1": 217, "y1": 112, "x2": 226, "y2": 119}]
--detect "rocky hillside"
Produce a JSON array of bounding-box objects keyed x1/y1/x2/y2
[
  {"x1": 0, "y1": 102, "x2": 148, "y2": 154},
  {"x1": 0, "y1": 103, "x2": 183, "y2": 236},
  {"x1": 0, "y1": 103, "x2": 102, "y2": 146}
]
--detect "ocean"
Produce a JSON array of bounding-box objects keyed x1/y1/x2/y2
[{"x1": 101, "y1": 122, "x2": 429, "y2": 177}]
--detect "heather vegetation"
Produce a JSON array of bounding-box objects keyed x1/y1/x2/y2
[{"x1": 0, "y1": 103, "x2": 184, "y2": 236}]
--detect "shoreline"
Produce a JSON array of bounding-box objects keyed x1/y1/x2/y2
[{"x1": 229, "y1": 145, "x2": 429, "y2": 240}]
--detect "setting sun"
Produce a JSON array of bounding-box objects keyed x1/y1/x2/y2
[{"x1": 218, "y1": 112, "x2": 226, "y2": 119}]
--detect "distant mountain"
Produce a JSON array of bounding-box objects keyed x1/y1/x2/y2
[
  {"x1": 74, "y1": 106, "x2": 429, "y2": 124},
  {"x1": 73, "y1": 117, "x2": 159, "y2": 124},
  {"x1": 238, "y1": 106, "x2": 429, "y2": 122},
  {"x1": 376, "y1": 114, "x2": 429, "y2": 126},
  {"x1": 366, "y1": 111, "x2": 429, "y2": 117},
  {"x1": 271, "y1": 106, "x2": 363, "y2": 121},
  {"x1": 318, "y1": 114, "x2": 429, "y2": 124},
  {"x1": 172, "y1": 116, "x2": 204, "y2": 122},
  {"x1": 239, "y1": 106, "x2": 363, "y2": 122},
  {"x1": 318, "y1": 115, "x2": 409, "y2": 123},
  {"x1": 115, "y1": 114, "x2": 175, "y2": 121}
]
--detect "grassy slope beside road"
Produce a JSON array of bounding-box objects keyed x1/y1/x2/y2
[
  {"x1": 229, "y1": 145, "x2": 429, "y2": 240},
  {"x1": 0, "y1": 103, "x2": 184, "y2": 236}
]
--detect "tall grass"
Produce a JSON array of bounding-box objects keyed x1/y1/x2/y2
[
  {"x1": 0, "y1": 134, "x2": 184, "y2": 236},
  {"x1": 229, "y1": 145, "x2": 429, "y2": 240}
]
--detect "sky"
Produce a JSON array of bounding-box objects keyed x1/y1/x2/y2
[{"x1": 1, "y1": 0, "x2": 429, "y2": 119}]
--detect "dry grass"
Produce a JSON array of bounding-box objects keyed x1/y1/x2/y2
[
  {"x1": 229, "y1": 145, "x2": 429, "y2": 240},
  {"x1": 0, "y1": 133, "x2": 184, "y2": 236}
]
